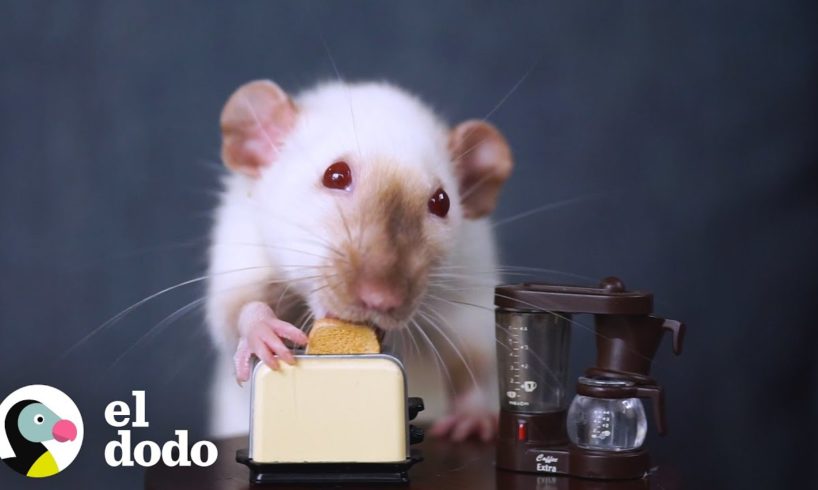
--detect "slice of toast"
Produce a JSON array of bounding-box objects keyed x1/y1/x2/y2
[{"x1": 305, "y1": 318, "x2": 381, "y2": 355}]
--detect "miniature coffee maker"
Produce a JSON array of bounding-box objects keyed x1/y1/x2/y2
[{"x1": 494, "y1": 277, "x2": 685, "y2": 480}]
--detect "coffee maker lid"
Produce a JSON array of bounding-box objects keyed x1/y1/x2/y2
[{"x1": 495, "y1": 277, "x2": 653, "y2": 314}]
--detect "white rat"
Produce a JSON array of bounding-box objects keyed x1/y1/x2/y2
[{"x1": 205, "y1": 79, "x2": 513, "y2": 441}]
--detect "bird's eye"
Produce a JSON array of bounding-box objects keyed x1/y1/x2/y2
[
  {"x1": 323, "y1": 161, "x2": 352, "y2": 190},
  {"x1": 428, "y1": 188, "x2": 450, "y2": 218},
  {"x1": 34, "y1": 414, "x2": 44, "y2": 425}
]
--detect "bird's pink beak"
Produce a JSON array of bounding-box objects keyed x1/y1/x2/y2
[{"x1": 52, "y1": 419, "x2": 77, "y2": 442}]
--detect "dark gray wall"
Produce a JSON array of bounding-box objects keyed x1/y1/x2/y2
[{"x1": 1, "y1": 1, "x2": 816, "y2": 488}]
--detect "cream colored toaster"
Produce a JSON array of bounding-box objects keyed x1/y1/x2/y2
[{"x1": 236, "y1": 354, "x2": 424, "y2": 484}]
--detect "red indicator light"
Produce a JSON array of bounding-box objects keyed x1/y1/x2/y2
[{"x1": 517, "y1": 422, "x2": 527, "y2": 441}]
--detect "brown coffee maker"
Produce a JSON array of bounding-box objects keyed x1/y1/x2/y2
[{"x1": 494, "y1": 277, "x2": 685, "y2": 480}]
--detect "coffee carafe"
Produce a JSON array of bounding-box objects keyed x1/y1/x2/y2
[{"x1": 494, "y1": 277, "x2": 685, "y2": 480}]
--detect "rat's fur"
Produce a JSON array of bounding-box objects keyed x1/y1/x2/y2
[{"x1": 206, "y1": 81, "x2": 502, "y2": 437}]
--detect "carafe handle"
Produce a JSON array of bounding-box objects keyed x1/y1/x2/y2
[
  {"x1": 635, "y1": 385, "x2": 667, "y2": 436},
  {"x1": 661, "y1": 318, "x2": 686, "y2": 355}
]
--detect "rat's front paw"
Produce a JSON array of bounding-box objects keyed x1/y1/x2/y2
[
  {"x1": 429, "y1": 387, "x2": 498, "y2": 442},
  {"x1": 233, "y1": 301, "x2": 308, "y2": 384}
]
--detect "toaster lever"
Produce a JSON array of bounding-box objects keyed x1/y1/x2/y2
[
  {"x1": 409, "y1": 424, "x2": 425, "y2": 445},
  {"x1": 408, "y1": 397, "x2": 425, "y2": 421}
]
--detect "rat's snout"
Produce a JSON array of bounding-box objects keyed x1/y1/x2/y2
[
  {"x1": 321, "y1": 164, "x2": 442, "y2": 328},
  {"x1": 352, "y1": 244, "x2": 409, "y2": 315},
  {"x1": 356, "y1": 278, "x2": 405, "y2": 314}
]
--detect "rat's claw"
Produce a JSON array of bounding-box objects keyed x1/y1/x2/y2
[
  {"x1": 233, "y1": 301, "x2": 309, "y2": 382},
  {"x1": 451, "y1": 417, "x2": 480, "y2": 442},
  {"x1": 255, "y1": 325, "x2": 295, "y2": 365},
  {"x1": 268, "y1": 318, "x2": 309, "y2": 345},
  {"x1": 233, "y1": 337, "x2": 252, "y2": 385},
  {"x1": 431, "y1": 388, "x2": 498, "y2": 442},
  {"x1": 429, "y1": 414, "x2": 457, "y2": 438},
  {"x1": 478, "y1": 416, "x2": 495, "y2": 442},
  {"x1": 433, "y1": 412, "x2": 497, "y2": 442},
  {"x1": 252, "y1": 340, "x2": 280, "y2": 371}
]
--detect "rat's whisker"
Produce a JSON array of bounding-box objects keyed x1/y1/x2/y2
[
  {"x1": 239, "y1": 93, "x2": 281, "y2": 156},
  {"x1": 423, "y1": 293, "x2": 494, "y2": 313},
  {"x1": 450, "y1": 54, "x2": 542, "y2": 164},
  {"x1": 306, "y1": 274, "x2": 339, "y2": 296},
  {"x1": 319, "y1": 35, "x2": 363, "y2": 161},
  {"x1": 406, "y1": 322, "x2": 423, "y2": 360},
  {"x1": 426, "y1": 275, "x2": 498, "y2": 285},
  {"x1": 493, "y1": 321, "x2": 567, "y2": 387},
  {"x1": 499, "y1": 319, "x2": 571, "y2": 386},
  {"x1": 411, "y1": 318, "x2": 456, "y2": 398},
  {"x1": 300, "y1": 310, "x2": 316, "y2": 338},
  {"x1": 67, "y1": 235, "x2": 210, "y2": 272},
  {"x1": 395, "y1": 328, "x2": 408, "y2": 360},
  {"x1": 421, "y1": 293, "x2": 569, "y2": 384},
  {"x1": 161, "y1": 330, "x2": 215, "y2": 386},
  {"x1": 109, "y1": 296, "x2": 207, "y2": 370},
  {"x1": 427, "y1": 270, "x2": 499, "y2": 279},
  {"x1": 426, "y1": 291, "x2": 596, "y2": 343},
  {"x1": 494, "y1": 265, "x2": 596, "y2": 281},
  {"x1": 491, "y1": 192, "x2": 610, "y2": 229},
  {"x1": 212, "y1": 241, "x2": 338, "y2": 263},
  {"x1": 391, "y1": 329, "x2": 403, "y2": 357},
  {"x1": 335, "y1": 199, "x2": 356, "y2": 255},
  {"x1": 406, "y1": 329, "x2": 417, "y2": 361},
  {"x1": 392, "y1": 325, "x2": 404, "y2": 358},
  {"x1": 235, "y1": 201, "x2": 348, "y2": 261},
  {"x1": 492, "y1": 292, "x2": 655, "y2": 365},
  {"x1": 418, "y1": 302, "x2": 472, "y2": 348},
  {"x1": 274, "y1": 276, "x2": 299, "y2": 313},
  {"x1": 309, "y1": 272, "x2": 344, "y2": 298},
  {"x1": 415, "y1": 307, "x2": 479, "y2": 391},
  {"x1": 459, "y1": 172, "x2": 496, "y2": 203},
  {"x1": 106, "y1": 273, "x2": 323, "y2": 368},
  {"x1": 430, "y1": 264, "x2": 597, "y2": 284},
  {"x1": 58, "y1": 266, "x2": 321, "y2": 362},
  {"x1": 399, "y1": 321, "x2": 422, "y2": 360}
]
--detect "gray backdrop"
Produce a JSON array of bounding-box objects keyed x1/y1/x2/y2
[{"x1": 1, "y1": 1, "x2": 816, "y2": 488}]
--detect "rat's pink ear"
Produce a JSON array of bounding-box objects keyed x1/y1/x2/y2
[
  {"x1": 449, "y1": 120, "x2": 514, "y2": 219},
  {"x1": 220, "y1": 80, "x2": 298, "y2": 177}
]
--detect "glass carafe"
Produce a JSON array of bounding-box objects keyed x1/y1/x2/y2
[{"x1": 566, "y1": 376, "x2": 666, "y2": 452}]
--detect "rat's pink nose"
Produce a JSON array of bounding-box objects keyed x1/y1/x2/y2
[
  {"x1": 52, "y1": 419, "x2": 77, "y2": 442},
  {"x1": 357, "y1": 281, "x2": 404, "y2": 313}
]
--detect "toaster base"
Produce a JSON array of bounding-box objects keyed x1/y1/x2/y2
[{"x1": 236, "y1": 448, "x2": 423, "y2": 484}]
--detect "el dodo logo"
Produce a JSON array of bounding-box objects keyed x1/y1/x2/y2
[{"x1": 0, "y1": 385, "x2": 83, "y2": 478}]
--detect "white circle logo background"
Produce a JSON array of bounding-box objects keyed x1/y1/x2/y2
[{"x1": 0, "y1": 385, "x2": 84, "y2": 476}]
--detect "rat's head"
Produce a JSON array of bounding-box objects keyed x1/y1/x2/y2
[{"x1": 220, "y1": 80, "x2": 512, "y2": 331}]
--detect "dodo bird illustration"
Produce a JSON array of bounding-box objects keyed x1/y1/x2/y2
[{"x1": 2, "y1": 399, "x2": 77, "y2": 477}]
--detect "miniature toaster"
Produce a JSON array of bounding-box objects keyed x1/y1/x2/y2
[{"x1": 236, "y1": 354, "x2": 424, "y2": 484}]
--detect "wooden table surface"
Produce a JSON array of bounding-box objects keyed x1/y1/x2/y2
[{"x1": 145, "y1": 436, "x2": 681, "y2": 490}]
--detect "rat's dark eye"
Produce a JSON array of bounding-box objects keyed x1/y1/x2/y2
[
  {"x1": 428, "y1": 188, "x2": 450, "y2": 218},
  {"x1": 323, "y1": 161, "x2": 352, "y2": 190},
  {"x1": 34, "y1": 414, "x2": 44, "y2": 424}
]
